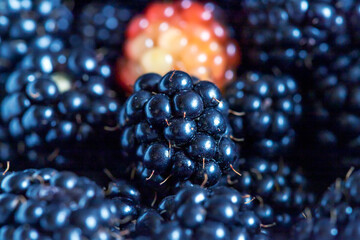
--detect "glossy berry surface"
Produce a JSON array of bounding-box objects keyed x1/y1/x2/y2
[
  {"x1": 0, "y1": 45, "x2": 120, "y2": 170},
  {"x1": 225, "y1": 71, "x2": 302, "y2": 157},
  {"x1": 116, "y1": 0, "x2": 240, "y2": 92},
  {"x1": 0, "y1": 0, "x2": 73, "y2": 73},
  {"x1": 237, "y1": 0, "x2": 358, "y2": 73},
  {"x1": 222, "y1": 157, "x2": 314, "y2": 233},
  {"x1": 0, "y1": 169, "x2": 124, "y2": 239},
  {"x1": 104, "y1": 179, "x2": 143, "y2": 237},
  {"x1": 132, "y1": 185, "x2": 270, "y2": 239},
  {"x1": 120, "y1": 70, "x2": 239, "y2": 188}
]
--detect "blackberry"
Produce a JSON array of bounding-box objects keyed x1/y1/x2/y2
[
  {"x1": 0, "y1": 0, "x2": 73, "y2": 73},
  {"x1": 133, "y1": 185, "x2": 271, "y2": 239},
  {"x1": 0, "y1": 46, "x2": 121, "y2": 170},
  {"x1": 0, "y1": 168, "x2": 123, "y2": 239},
  {"x1": 349, "y1": 3, "x2": 360, "y2": 45},
  {"x1": 120, "y1": 70, "x2": 240, "y2": 188},
  {"x1": 291, "y1": 169, "x2": 360, "y2": 240},
  {"x1": 223, "y1": 157, "x2": 315, "y2": 235},
  {"x1": 307, "y1": 50, "x2": 360, "y2": 175},
  {"x1": 104, "y1": 179, "x2": 144, "y2": 237},
  {"x1": 225, "y1": 71, "x2": 302, "y2": 158},
  {"x1": 238, "y1": 0, "x2": 354, "y2": 73},
  {"x1": 77, "y1": 3, "x2": 132, "y2": 54}
]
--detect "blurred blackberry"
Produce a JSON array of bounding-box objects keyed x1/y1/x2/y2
[
  {"x1": 238, "y1": 0, "x2": 356, "y2": 73},
  {"x1": 120, "y1": 70, "x2": 240, "y2": 188},
  {"x1": 0, "y1": 124, "x2": 15, "y2": 167},
  {"x1": 291, "y1": 169, "x2": 360, "y2": 240},
  {"x1": 222, "y1": 157, "x2": 315, "y2": 235},
  {"x1": 0, "y1": 168, "x2": 127, "y2": 239},
  {"x1": 133, "y1": 185, "x2": 271, "y2": 239},
  {"x1": 225, "y1": 71, "x2": 302, "y2": 158},
  {"x1": 0, "y1": 46, "x2": 121, "y2": 170},
  {"x1": 78, "y1": 3, "x2": 132, "y2": 52},
  {"x1": 0, "y1": 0, "x2": 74, "y2": 73},
  {"x1": 308, "y1": 49, "x2": 360, "y2": 173},
  {"x1": 349, "y1": 3, "x2": 360, "y2": 45}
]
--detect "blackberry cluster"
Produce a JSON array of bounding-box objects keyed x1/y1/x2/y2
[
  {"x1": 0, "y1": 0, "x2": 73, "y2": 73},
  {"x1": 133, "y1": 185, "x2": 271, "y2": 239},
  {"x1": 1, "y1": 46, "x2": 120, "y2": 170},
  {"x1": 292, "y1": 169, "x2": 360, "y2": 239},
  {"x1": 225, "y1": 71, "x2": 302, "y2": 158},
  {"x1": 120, "y1": 70, "x2": 239, "y2": 188},
  {"x1": 223, "y1": 157, "x2": 314, "y2": 233},
  {"x1": 310, "y1": 50, "x2": 360, "y2": 169},
  {"x1": 0, "y1": 168, "x2": 122, "y2": 239},
  {"x1": 77, "y1": 3, "x2": 132, "y2": 53},
  {"x1": 238, "y1": 0, "x2": 359, "y2": 72}
]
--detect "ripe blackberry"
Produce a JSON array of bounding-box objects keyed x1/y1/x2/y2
[
  {"x1": 308, "y1": 50, "x2": 360, "y2": 174},
  {"x1": 0, "y1": 168, "x2": 124, "y2": 239},
  {"x1": 223, "y1": 157, "x2": 315, "y2": 234},
  {"x1": 238, "y1": 0, "x2": 354, "y2": 73},
  {"x1": 0, "y1": 46, "x2": 121, "y2": 170},
  {"x1": 120, "y1": 70, "x2": 240, "y2": 188},
  {"x1": 133, "y1": 185, "x2": 271, "y2": 239},
  {"x1": 0, "y1": 0, "x2": 73, "y2": 73},
  {"x1": 77, "y1": 3, "x2": 132, "y2": 54},
  {"x1": 104, "y1": 179, "x2": 143, "y2": 237},
  {"x1": 225, "y1": 71, "x2": 302, "y2": 158},
  {"x1": 291, "y1": 169, "x2": 360, "y2": 240}
]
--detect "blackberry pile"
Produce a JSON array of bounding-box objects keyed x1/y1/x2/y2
[
  {"x1": 120, "y1": 70, "x2": 239, "y2": 188},
  {"x1": 225, "y1": 71, "x2": 302, "y2": 158},
  {"x1": 77, "y1": 3, "x2": 132, "y2": 54},
  {"x1": 3, "y1": 1, "x2": 360, "y2": 239},
  {"x1": 238, "y1": 0, "x2": 357, "y2": 73},
  {"x1": 0, "y1": 0, "x2": 73, "y2": 74},
  {"x1": 309, "y1": 50, "x2": 360, "y2": 172},
  {"x1": 1, "y1": 46, "x2": 120, "y2": 170},
  {"x1": 292, "y1": 169, "x2": 360, "y2": 239},
  {"x1": 133, "y1": 185, "x2": 271, "y2": 239},
  {"x1": 0, "y1": 0, "x2": 82, "y2": 170},
  {"x1": 0, "y1": 168, "x2": 121, "y2": 239},
  {"x1": 223, "y1": 157, "x2": 314, "y2": 233}
]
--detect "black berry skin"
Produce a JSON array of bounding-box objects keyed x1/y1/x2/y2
[
  {"x1": 225, "y1": 71, "x2": 302, "y2": 158},
  {"x1": 306, "y1": 50, "x2": 360, "y2": 175},
  {"x1": 0, "y1": 169, "x2": 123, "y2": 239},
  {"x1": 131, "y1": 185, "x2": 271, "y2": 239},
  {"x1": 221, "y1": 157, "x2": 314, "y2": 235},
  {"x1": 236, "y1": 0, "x2": 358, "y2": 73},
  {"x1": 292, "y1": 170, "x2": 360, "y2": 240},
  {"x1": 120, "y1": 70, "x2": 240, "y2": 188},
  {"x1": 0, "y1": 1, "x2": 73, "y2": 73},
  {"x1": 103, "y1": 179, "x2": 143, "y2": 238},
  {"x1": 0, "y1": 46, "x2": 121, "y2": 170}
]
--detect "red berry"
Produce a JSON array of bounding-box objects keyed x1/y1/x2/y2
[{"x1": 118, "y1": 1, "x2": 240, "y2": 93}]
